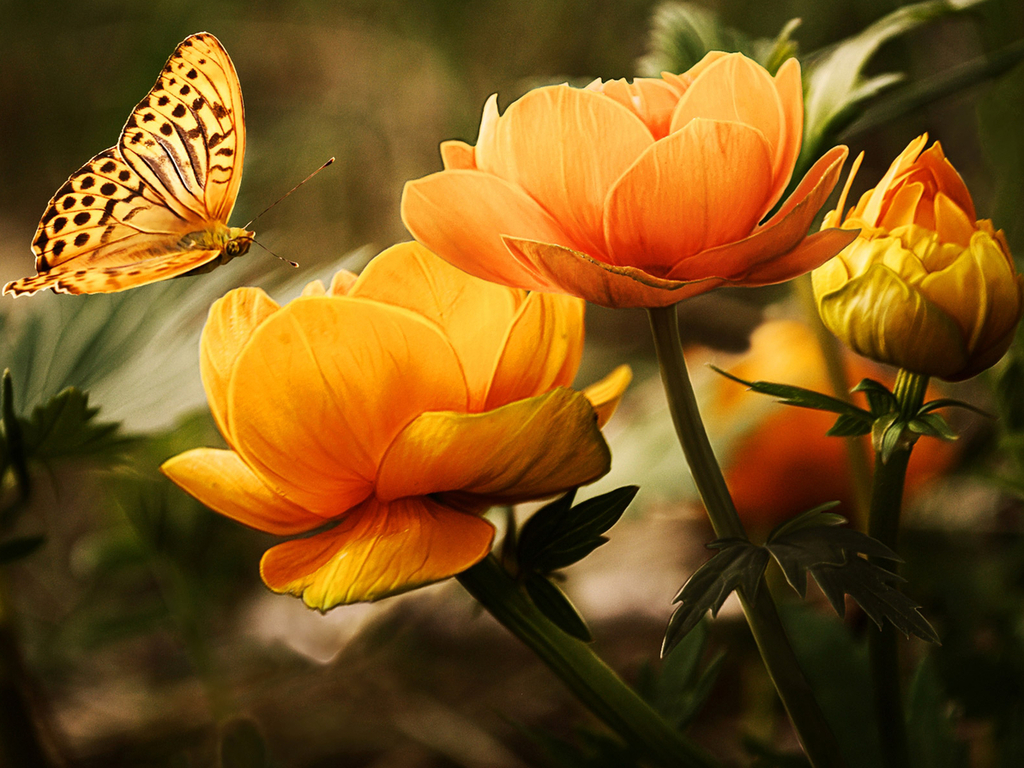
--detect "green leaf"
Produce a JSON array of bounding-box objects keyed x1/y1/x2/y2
[
  {"x1": 917, "y1": 398, "x2": 992, "y2": 418},
  {"x1": 653, "y1": 620, "x2": 726, "y2": 730},
  {"x1": 852, "y1": 378, "x2": 898, "y2": 418},
  {"x1": 710, "y1": 365, "x2": 872, "y2": 418},
  {"x1": 0, "y1": 534, "x2": 46, "y2": 564},
  {"x1": 873, "y1": 412, "x2": 909, "y2": 463},
  {"x1": 908, "y1": 413, "x2": 959, "y2": 441},
  {"x1": 517, "y1": 486, "x2": 637, "y2": 574},
  {"x1": 905, "y1": 657, "x2": 969, "y2": 768},
  {"x1": 19, "y1": 387, "x2": 131, "y2": 463},
  {"x1": 663, "y1": 539, "x2": 770, "y2": 654},
  {"x1": 220, "y1": 717, "x2": 270, "y2": 768},
  {"x1": 827, "y1": 412, "x2": 874, "y2": 437},
  {"x1": 524, "y1": 574, "x2": 593, "y2": 642},
  {"x1": 767, "y1": 502, "x2": 846, "y2": 541}
]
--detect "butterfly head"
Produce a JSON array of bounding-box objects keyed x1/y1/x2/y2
[{"x1": 224, "y1": 227, "x2": 255, "y2": 259}]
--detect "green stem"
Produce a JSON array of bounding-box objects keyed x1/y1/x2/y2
[
  {"x1": 647, "y1": 305, "x2": 849, "y2": 768},
  {"x1": 867, "y1": 369, "x2": 928, "y2": 768},
  {"x1": 457, "y1": 556, "x2": 718, "y2": 768}
]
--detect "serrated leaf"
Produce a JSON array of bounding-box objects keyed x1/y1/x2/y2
[
  {"x1": 908, "y1": 413, "x2": 959, "y2": 441},
  {"x1": 19, "y1": 388, "x2": 130, "y2": 463},
  {"x1": 517, "y1": 486, "x2": 637, "y2": 574},
  {"x1": 853, "y1": 378, "x2": 898, "y2": 417},
  {"x1": 0, "y1": 534, "x2": 46, "y2": 564},
  {"x1": 220, "y1": 717, "x2": 270, "y2": 768},
  {"x1": 827, "y1": 412, "x2": 873, "y2": 437},
  {"x1": 524, "y1": 574, "x2": 592, "y2": 642},
  {"x1": 809, "y1": 555, "x2": 940, "y2": 643},
  {"x1": 710, "y1": 366, "x2": 872, "y2": 418},
  {"x1": 664, "y1": 540, "x2": 769, "y2": 654}
]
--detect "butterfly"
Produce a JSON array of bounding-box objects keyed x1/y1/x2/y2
[{"x1": 5, "y1": 32, "x2": 252, "y2": 296}]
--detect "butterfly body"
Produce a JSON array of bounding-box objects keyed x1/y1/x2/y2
[{"x1": 6, "y1": 32, "x2": 249, "y2": 296}]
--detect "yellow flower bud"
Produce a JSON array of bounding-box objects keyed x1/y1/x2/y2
[{"x1": 812, "y1": 135, "x2": 1023, "y2": 381}]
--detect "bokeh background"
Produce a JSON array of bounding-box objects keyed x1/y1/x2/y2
[{"x1": 1, "y1": 0, "x2": 1024, "y2": 766}]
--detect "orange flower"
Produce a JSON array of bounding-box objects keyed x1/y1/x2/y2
[
  {"x1": 161, "y1": 242, "x2": 631, "y2": 609},
  {"x1": 402, "y1": 52, "x2": 857, "y2": 308}
]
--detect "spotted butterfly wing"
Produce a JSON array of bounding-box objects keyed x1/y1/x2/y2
[{"x1": 5, "y1": 32, "x2": 253, "y2": 296}]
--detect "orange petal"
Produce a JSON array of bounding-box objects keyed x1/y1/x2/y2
[
  {"x1": 769, "y1": 57, "x2": 804, "y2": 211},
  {"x1": 440, "y1": 140, "x2": 476, "y2": 170},
  {"x1": 604, "y1": 119, "x2": 773, "y2": 272},
  {"x1": 582, "y1": 365, "x2": 633, "y2": 427},
  {"x1": 328, "y1": 270, "x2": 358, "y2": 296},
  {"x1": 879, "y1": 182, "x2": 924, "y2": 230},
  {"x1": 916, "y1": 141, "x2": 976, "y2": 222},
  {"x1": 725, "y1": 228, "x2": 862, "y2": 285},
  {"x1": 476, "y1": 84, "x2": 654, "y2": 257},
  {"x1": 503, "y1": 237, "x2": 722, "y2": 308},
  {"x1": 376, "y1": 388, "x2": 611, "y2": 503},
  {"x1": 661, "y1": 51, "x2": 732, "y2": 94},
  {"x1": 934, "y1": 193, "x2": 975, "y2": 248},
  {"x1": 593, "y1": 77, "x2": 681, "y2": 139},
  {"x1": 402, "y1": 169, "x2": 572, "y2": 291},
  {"x1": 351, "y1": 241, "x2": 523, "y2": 409},
  {"x1": 260, "y1": 496, "x2": 495, "y2": 608},
  {"x1": 228, "y1": 298, "x2": 468, "y2": 515},
  {"x1": 200, "y1": 287, "x2": 280, "y2": 442},
  {"x1": 162, "y1": 448, "x2": 327, "y2": 534},
  {"x1": 484, "y1": 292, "x2": 585, "y2": 409},
  {"x1": 301, "y1": 280, "x2": 326, "y2": 297},
  {"x1": 861, "y1": 134, "x2": 928, "y2": 225}
]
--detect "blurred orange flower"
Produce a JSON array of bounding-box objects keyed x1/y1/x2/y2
[
  {"x1": 162, "y1": 242, "x2": 631, "y2": 609},
  {"x1": 813, "y1": 136, "x2": 1024, "y2": 380},
  {"x1": 402, "y1": 52, "x2": 857, "y2": 308}
]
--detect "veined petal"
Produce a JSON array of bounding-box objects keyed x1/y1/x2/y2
[
  {"x1": 200, "y1": 288, "x2": 280, "y2": 442},
  {"x1": 723, "y1": 229, "x2": 862, "y2": 285},
  {"x1": 503, "y1": 237, "x2": 722, "y2": 308},
  {"x1": 933, "y1": 193, "x2": 974, "y2": 248},
  {"x1": 228, "y1": 298, "x2": 468, "y2": 515},
  {"x1": 484, "y1": 292, "x2": 584, "y2": 409},
  {"x1": 916, "y1": 141, "x2": 976, "y2": 222},
  {"x1": 440, "y1": 140, "x2": 476, "y2": 170},
  {"x1": 161, "y1": 448, "x2": 327, "y2": 534},
  {"x1": 583, "y1": 365, "x2": 632, "y2": 428},
  {"x1": 476, "y1": 84, "x2": 654, "y2": 258},
  {"x1": 605, "y1": 119, "x2": 773, "y2": 273},
  {"x1": 376, "y1": 388, "x2": 611, "y2": 503},
  {"x1": 769, "y1": 57, "x2": 804, "y2": 211},
  {"x1": 328, "y1": 270, "x2": 358, "y2": 296},
  {"x1": 593, "y1": 77, "x2": 681, "y2": 139},
  {"x1": 350, "y1": 241, "x2": 523, "y2": 409},
  {"x1": 401, "y1": 169, "x2": 572, "y2": 291},
  {"x1": 260, "y1": 496, "x2": 495, "y2": 609}
]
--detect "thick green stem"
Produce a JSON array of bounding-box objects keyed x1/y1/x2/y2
[
  {"x1": 867, "y1": 369, "x2": 928, "y2": 768},
  {"x1": 457, "y1": 556, "x2": 718, "y2": 768},
  {"x1": 647, "y1": 305, "x2": 849, "y2": 768}
]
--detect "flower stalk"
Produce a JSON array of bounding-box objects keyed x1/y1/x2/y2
[
  {"x1": 648, "y1": 304, "x2": 849, "y2": 768},
  {"x1": 457, "y1": 555, "x2": 718, "y2": 768}
]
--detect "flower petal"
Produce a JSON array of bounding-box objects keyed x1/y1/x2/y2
[
  {"x1": 260, "y1": 496, "x2": 495, "y2": 608},
  {"x1": 604, "y1": 119, "x2": 773, "y2": 273},
  {"x1": 915, "y1": 141, "x2": 976, "y2": 222},
  {"x1": 724, "y1": 228, "x2": 862, "y2": 285},
  {"x1": 402, "y1": 169, "x2": 572, "y2": 291},
  {"x1": 477, "y1": 84, "x2": 655, "y2": 257},
  {"x1": 200, "y1": 287, "x2": 280, "y2": 442},
  {"x1": 328, "y1": 270, "x2": 358, "y2": 296},
  {"x1": 582, "y1": 365, "x2": 633, "y2": 428},
  {"x1": 376, "y1": 388, "x2": 611, "y2": 503},
  {"x1": 770, "y1": 57, "x2": 805, "y2": 210},
  {"x1": 484, "y1": 292, "x2": 585, "y2": 408},
  {"x1": 440, "y1": 140, "x2": 476, "y2": 170},
  {"x1": 503, "y1": 237, "x2": 722, "y2": 308},
  {"x1": 592, "y1": 77, "x2": 681, "y2": 139},
  {"x1": 162, "y1": 448, "x2": 327, "y2": 534},
  {"x1": 228, "y1": 298, "x2": 468, "y2": 515}
]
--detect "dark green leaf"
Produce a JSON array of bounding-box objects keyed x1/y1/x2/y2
[
  {"x1": 852, "y1": 378, "x2": 898, "y2": 418},
  {"x1": 653, "y1": 620, "x2": 725, "y2": 730},
  {"x1": 918, "y1": 398, "x2": 992, "y2": 418},
  {"x1": 663, "y1": 540, "x2": 769, "y2": 654},
  {"x1": 0, "y1": 534, "x2": 46, "y2": 564},
  {"x1": 767, "y1": 502, "x2": 845, "y2": 541},
  {"x1": 524, "y1": 574, "x2": 592, "y2": 642},
  {"x1": 908, "y1": 413, "x2": 959, "y2": 441},
  {"x1": 873, "y1": 413, "x2": 908, "y2": 463},
  {"x1": 220, "y1": 717, "x2": 270, "y2": 768},
  {"x1": 741, "y1": 736, "x2": 811, "y2": 767},
  {"x1": 517, "y1": 486, "x2": 637, "y2": 573},
  {"x1": 19, "y1": 387, "x2": 131, "y2": 463},
  {"x1": 710, "y1": 365, "x2": 872, "y2": 418},
  {"x1": 905, "y1": 657, "x2": 969, "y2": 768},
  {"x1": 827, "y1": 412, "x2": 874, "y2": 437}
]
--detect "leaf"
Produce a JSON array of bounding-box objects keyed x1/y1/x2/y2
[
  {"x1": 908, "y1": 413, "x2": 959, "y2": 441},
  {"x1": 19, "y1": 387, "x2": 131, "y2": 463},
  {"x1": 710, "y1": 365, "x2": 872, "y2": 418},
  {"x1": 524, "y1": 574, "x2": 592, "y2": 642},
  {"x1": 905, "y1": 657, "x2": 969, "y2": 768},
  {"x1": 517, "y1": 486, "x2": 637, "y2": 573},
  {"x1": 827, "y1": 412, "x2": 874, "y2": 437},
  {"x1": 767, "y1": 502, "x2": 846, "y2": 540},
  {"x1": 220, "y1": 717, "x2": 270, "y2": 768},
  {"x1": 872, "y1": 412, "x2": 908, "y2": 463},
  {"x1": 0, "y1": 534, "x2": 46, "y2": 564},
  {"x1": 852, "y1": 378, "x2": 898, "y2": 418},
  {"x1": 653, "y1": 620, "x2": 726, "y2": 730},
  {"x1": 663, "y1": 539, "x2": 770, "y2": 655},
  {"x1": 917, "y1": 398, "x2": 992, "y2": 418}
]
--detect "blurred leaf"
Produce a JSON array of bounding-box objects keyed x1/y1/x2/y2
[
  {"x1": 742, "y1": 736, "x2": 811, "y2": 767},
  {"x1": 663, "y1": 539, "x2": 770, "y2": 654},
  {"x1": 826, "y1": 412, "x2": 874, "y2": 437},
  {"x1": 710, "y1": 365, "x2": 872, "y2": 418},
  {"x1": 651, "y1": 620, "x2": 725, "y2": 730},
  {"x1": 979, "y1": 55, "x2": 1024, "y2": 254},
  {"x1": 918, "y1": 398, "x2": 992, "y2": 418},
  {"x1": 524, "y1": 574, "x2": 592, "y2": 642},
  {"x1": 906, "y1": 657, "x2": 968, "y2": 768},
  {"x1": 19, "y1": 387, "x2": 130, "y2": 463},
  {"x1": 517, "y1": 486, "x2": 637, "y2": 574},
  {"x1": 0, "y1": 534, "x2": 45, "y2": 564},
  {"x1": 220, "y1": 717, "x2": 270, "y2": 768},
  {"x1": 519, "y1": 723, "x2": 639, "y2": 768},
  {"x1": 852, "y1": 378, "x2": 897, "y2": 418}
]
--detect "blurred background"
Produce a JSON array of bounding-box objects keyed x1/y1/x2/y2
[{"x1": 1, "y1": 0, "x2": 1024, "y2": 765}]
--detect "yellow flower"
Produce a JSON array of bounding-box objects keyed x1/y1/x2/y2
[
  {"x1": 813, "y1": 135, "x2": 1024, "y2": 380},
  {"x1": 161, "y1": 242, "x2": 631, "y2": 609},
  {"x1": 402, "y1": 53, "x2": 857, "y2": 308}
]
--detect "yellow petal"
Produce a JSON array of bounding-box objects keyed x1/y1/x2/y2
[
  {"x1": 933, "y1": 192, "x2": 975, "y2": 248},
  {"x1": 604, "y1": 119, "x2": 773, "y2": 274},
  {"x1": 484, "y1": 292, "x2": 585, "y2": 409},
  {"x1": 440, "y1": 140, "x2": 476, "y2": 170},
  {"x1": 228, "y1": 298, "x2": 468, "y2": 515},
  {"x1": 328, "y1": 270, "x2": 358, "y2": 296},
  {"x1": 583, "y1": 365, "x2": 633, "y2": 428},
  {"x1": 200, "y1": 287, "x2": 280, "y2": 442},
  {"x1": 162, "y1": 448, "x2": 327, "y2": 534},
  {"x1": 350, "y1": 241, "x2": 523, "y2": 409},
  {"x1": 401, "y1": 169, "x2": 572, "y2": 291},
  {"x1": 260, "y1": 496, "x2": 495, "y2": 608},
  {"x1": 477, "y1": 84, "x2": 654, "y2": 257},
  {"x1": 301, "y1": 280, "x2": 326, "y2": 297},
  {"x1": 376, "y1": 388, "x2": 611, "y2": 503},
  {"x1": 879, "y1": 181, "x2": 924, "y2": 230},
  {"x1": 861, "y1": 134, "x2": 928, "y2": 225}
]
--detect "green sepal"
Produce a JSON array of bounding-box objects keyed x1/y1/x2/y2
[
  {"x1": 709, "y1": 365, "x2": 872, "y2": 418},
  {"x1": 872, "y1": 412, "x2": 908, "y2": 462},
  {"x1": 852, "y1": 378, "x2": 898, "y2": 418},
  {"x1": 907, "y1": 413, "x2": 959, "y2": 441},
  {"x1": 826, "y1": 412, "x2": 873, "y2": 437},
  {"x1": 0, "y1": 534, "x2": 46, "y2": 564},
  {"x1": 524, "y1": 573, "x2": 593, "y2": 642}
]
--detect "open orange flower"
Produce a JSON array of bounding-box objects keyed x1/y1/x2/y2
[
  {"x1": 402, "y1": 52, "x2": 857, "y2": 308},
  {"x1": 162, "y1": 242, "x2": 631, "y2": 609}
]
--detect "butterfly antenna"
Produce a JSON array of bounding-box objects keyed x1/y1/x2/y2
[
  {"x1": 244, "y1": 157, "x2": 335, "y2": 229},
  {"x1": 252, "y1": 238, "x2": 299, "y2": 268}
]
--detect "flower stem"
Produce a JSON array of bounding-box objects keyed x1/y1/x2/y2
[
  {"x1": 457, "y1": 555, "x2": 719, "y2": 768},
  {"x1": 647, "y1": 304, "x2": 848, "y2": 768},
  {"x1": 867, "y1": 368, "x2": 928, "y2": 768}
]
